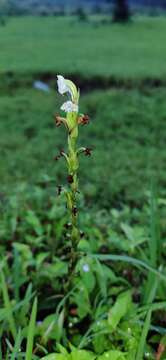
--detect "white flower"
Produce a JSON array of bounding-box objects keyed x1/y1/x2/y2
[
  {"x1": 61, "y1": 101, "x2": 78, "y2": 113},
  {"x1": 57, "y1": 74, "x2": 79, "y2": 101},
  {"x1": 82, "y1": 264, "x2": 90, "y2": 273},
  {"x1": 57, "y1": 75, "x2": 70, "y2": 96},
  {"x1": 57, "y1": 75, "x2": 79, "y2": 113}
]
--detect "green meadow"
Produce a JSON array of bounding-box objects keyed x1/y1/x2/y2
[
  {"x1": 0, "y1": 15, "x2": 166, "y2": 359},
  {"x1": 0, "y1": 87, "x2": 166, "y2": 207},
  {"x1": 0, "y1": 15, "x2": 166, "y2": 205},
  {"x1": 0, "y1": 15, "x2": 166, "y2": 79}
]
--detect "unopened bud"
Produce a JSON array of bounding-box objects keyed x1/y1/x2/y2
[
  {"x1": 84, "y1": 147, "x2": 92, "y2": 156},
  {"x1": 60, "y1": 149, "x2": 65, "y2": 156},
  {"x1": 67, "y1": 175, "x2": 74, "y2": 184},
  {"x1": 55, "y1": 115, "x2": 62, "y2": 127},
  {"x1": 57, "y1": 185, "x2": 62, "y2": 196},
  {"x1": 78, "y1": 114, "x2": 90, "y2": 126},
  {"x1": 72, "y1": 206, "x2": 78, "y2": 216},
  {"x1": 64, "y1": 223, "x2": 72, "y2": 229},
  {"x1": 80, "y1": 231, "x2": 85, "y2": 238},
  {"x1": 66, "y1": 233, "x2": 71, "y2": 239}
]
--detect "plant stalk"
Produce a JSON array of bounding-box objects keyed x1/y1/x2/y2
[{"x1": 66, "y1": 115, "x2": 80, "y2": 290}]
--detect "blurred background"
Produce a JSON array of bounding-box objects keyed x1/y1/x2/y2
[{"x1": 0, "y1": 0, "x2": 166, "y2": 211}]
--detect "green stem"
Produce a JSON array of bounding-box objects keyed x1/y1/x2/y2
[{"x1": 67, "y1": 131, "x2": 80, "y2": 282}]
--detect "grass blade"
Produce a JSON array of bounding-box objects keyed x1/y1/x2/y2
[
  {"x1": 149, "y1": 184, "x2": 160, "y2": 266},
  {"x1": 0, "y1": 270, "x2": 17, "y2": 339},
  {"x1": 0, "y1": 287, "x2": 34, "y2": 322},
  {"x1": 136, "y1": 187, "x2": 159, "y2": 359},
  {"x1": 91, "y1": 254, "x2": 166, "y2": 282},
  {"x1": 136, "y1": 277, "x2": 158, "y2": 360},
  {"x1": 11, "y1": 328, "x2": 22, "y2": 360},
  {"x1": 25, "y1": 297, "x2": 37, "y2": 360},
  {"x1": 0, "y1": 342, "x2": 2, "y2": 360},
  {"x1": 136, "y1": 310, "x2": 152, "y2": 360},
  {"x1": 12, "y1": 248, "x2": 21, "y2": 302},
  {"x1": 144, "y1": 187, "x2": 160, "y2": 303},
  {"x1": 131, "y1": 301, "x2": 166, "y2": 318}
]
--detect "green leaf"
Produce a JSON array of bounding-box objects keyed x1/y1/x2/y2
[
  {"x1": 161, "y1": 335, "x2": 166, "y2": 346},
  {"x1": 92, "y1": 320, "x2": 110, "y2": 353},
  {"x1": 108, "y1": 290, "x2": 132, "y2": 331},
  {"x1": 120, "y1": 223, "x2": 146, "y2": 251},
  {"x1": 94, "y1": 259, "x2": 107, "y2": 298},
  {"x1": 77, "y1": 258, "x2": 96, "y2": 293},
  {"x1": 98, "y1": 350, "x2": 126, "y2": 360},
  {"x1": 38, "y1": 314, "x2": 59, "y2": 342},
  {"x1": 42, "y1": 261, "x2": 68, "y2": 279},
  {"x1": 13, "y1": 243, "x2": 32, "y2": 263},
  {"x1": 70, "y1": 350, "x2": 95, "y2": 360},
  {"x1": 25, "y1": 209, "x2": 43, "y2": 236},
  {"x1": 73, "y1": 281, "x2": 91, "y2": 318},
  {"x1": 56, "y1": 344, "x2": 69, "y2": 355},
  {"x1": 36, "y1": 252, "x2": 49, "y2": 269},
  {"x1": 41, "y1": 355, "x2": 69, "y2": 360}
]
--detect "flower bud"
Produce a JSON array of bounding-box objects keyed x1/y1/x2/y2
[
  {"x1": 57, "y1": 185, "x2": 62, "y2": 196},
  {"x1": 72, "y1": 206, "x2": 78, "y2": 216},
  {"x1": 67, "y1": 175, "x2": 74, "y2": 184},
  {"x1": 84, "y1": 148, "x2": 92, "y2": 156},
  {"x1": 78, "y1": 114, "x2": 89, "y2": 125}
]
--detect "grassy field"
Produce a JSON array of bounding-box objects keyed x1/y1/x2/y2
[
  {"x1": 0, "y1": 15, "x2": 166, "y2": 359},
  {"x1": 0, "y1": 87, "x2": 165, "y2": 208},
  {"x1": 0, "y1": 15, "x2": 166, "y2": 80}
]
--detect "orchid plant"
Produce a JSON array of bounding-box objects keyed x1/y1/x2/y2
[{"x1": 55, "y1": 75, "x2": 91, "y2": 294}]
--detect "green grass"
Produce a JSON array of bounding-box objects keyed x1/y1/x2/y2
[
  {"x1": 0, "y1": 86, "x2": 165, "y2": 206},
  {"x1": 0, "y1": 15, "x2": 166, "y2": 80}
]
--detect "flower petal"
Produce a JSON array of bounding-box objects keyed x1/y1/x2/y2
[
  {"x1": 82, "y1": 264, "x2": 90, "y2": 273},
  {"x1": 57, "y1": 75, "x2": 69, "y2": 95},
  {"x1": 61, "y1": 101, "x2": 78, "y2": 113},
  {"x1": 57, "y1": 75, "x2": 78, "y2": 103}
]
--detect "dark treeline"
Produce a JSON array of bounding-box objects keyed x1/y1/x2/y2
[{"x1": 0, "y1": 0, "x2": 166, "y2": 16}]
